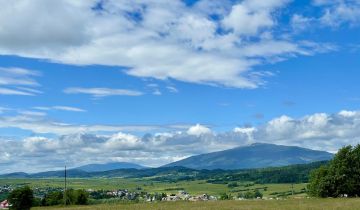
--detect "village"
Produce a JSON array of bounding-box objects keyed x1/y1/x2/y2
[{"x1": 0, "y1": 184, "x2": 221, "y2": 209}]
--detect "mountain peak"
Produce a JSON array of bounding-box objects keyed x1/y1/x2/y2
[{"x1": 163, "y1": 143, "x2": 333, "y2": 170}]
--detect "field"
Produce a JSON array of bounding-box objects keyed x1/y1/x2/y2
[
  {"x1": 32, "y1": 199, "x2": 360, "y2": 210},
  {"x1": 0, "y1": 178, "x2": 307, "y2": 198},
  {"x1": 2, "y1": 178, "x2": 359, "y2": 210}
]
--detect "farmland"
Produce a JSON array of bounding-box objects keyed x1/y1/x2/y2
[{"x1": 0, "y1": 178, "x2": 307, "y2": 198}]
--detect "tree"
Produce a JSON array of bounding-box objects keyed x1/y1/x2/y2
[
  {"x1": 254, "y1": 190, "x2": 263, "y2": 198},
  {"x1": 41, "y1": 191, "x2": 63, "y2": 206},
  {"x1": 227, "y1": 182, "x2": 239, "y2": 188},
  {"x1": 308, "y1": 145, "x2": 360, "y2": 197},
  {"x1": 75, "y1": 190, "x2": 89, "y2": 205},
  {"x1": 8, "y1": 186, "x2": 34, "y2": 210}
]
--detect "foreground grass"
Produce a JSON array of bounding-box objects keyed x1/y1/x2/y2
[{"x1": 33, "y1": 199, "x2": 360, "y2": 210}]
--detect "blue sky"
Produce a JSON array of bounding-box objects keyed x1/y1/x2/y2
[{"x1": 0, "y1": 0, "x2": 360, "y2": 172}]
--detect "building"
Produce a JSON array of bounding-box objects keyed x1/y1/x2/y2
[{"x1": 0, "y1": 200, "x2": 9, "y2": 209}]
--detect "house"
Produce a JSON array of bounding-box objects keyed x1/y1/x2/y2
[
  {"x1": 0, "y1": 200, "x2": 9, "y2": 209},
  {"x1": 162, "y1": 195, "x2": 181, "y2": 201}
]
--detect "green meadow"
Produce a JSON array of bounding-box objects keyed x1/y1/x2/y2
[{"x1": 0, "y1": 178, "x2": 307, "y2": 198}]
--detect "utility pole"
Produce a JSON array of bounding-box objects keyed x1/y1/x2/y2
[{"x1": 64, "y1": 165, "x2": 67, "y2": 206}]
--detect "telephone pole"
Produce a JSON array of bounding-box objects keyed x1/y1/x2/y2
[{"x1": 64, "y1": 165, "x2": 67, "y2": 206}]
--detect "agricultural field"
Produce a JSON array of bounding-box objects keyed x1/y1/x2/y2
[
  {"x1": 0, "y1": 178, "x2": 307, "y2": 198},
  {"x1": 32, "y1": 199, "x2": 360, "y2": 210}
]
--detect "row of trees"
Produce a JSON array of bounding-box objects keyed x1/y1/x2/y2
[
  {"x1": 7, "y1": 186, "x2": 89, "y2": 210},
  {"x1": 218, "y1": 190, "x2": 263, "y2": 200},
  {"x1": 308, "y1": 145, "x2": 360, "y2": 197}
]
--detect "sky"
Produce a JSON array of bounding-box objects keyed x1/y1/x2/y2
[{"x1": 0, "y1": 0, "x2": 360, "y2": 173}]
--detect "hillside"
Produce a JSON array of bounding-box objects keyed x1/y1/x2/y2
[
  {"x1": 0, "y1": 161, "x2": 329, "y2": 184},
  {"x1": 163, "y1": 143, "x2": 333, "y2": 170},
  {"x1": 74, "y1": 162, "x2": 145, "y2": 172}
]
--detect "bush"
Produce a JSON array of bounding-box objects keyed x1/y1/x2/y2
[
  {"x1": 219, "y1": 192, "x2": 232, "y2": 200},
  {"x1": 8, "y1": 186, "x2": 34, "y2": 210},
  {"x1": 239, "y1": 190, "x2": 263, "y2": 199}
]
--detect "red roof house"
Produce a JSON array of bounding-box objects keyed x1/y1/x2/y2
[{"x1": 0, "y1": 200, "x2": 9, "y2": 209}]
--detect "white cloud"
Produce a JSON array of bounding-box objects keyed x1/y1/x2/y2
[
  {"x1": 0, "y1": 87, "x2": 36, "y2": 96},
  {"x1": 0, "y1": 106, "x2": 11, "y2": 114},
  {"x1": 291, "y1": 14, "x2": 314, "y2": 31},
  {"x1": 53, "y1": 106, "x2": 86, "y2": 112},
  {"x1": 18, "y1": 110, "x2": 47, "y2": 117},
  {"x1": 166, "y1": 86, "x2": 179, "y2": 93},
  {"x1": 0, "y1": 113, "x2": 190, "y2": 135},
  {"x1": 63, "y1": 87, "x2": 143, "y2": 97},
  {"x1": 312, "y1": 0, "x2": 360, "y2": 27},
  {"x1": 2, "y1": 110, "x2": 360, "y2": 173},
  {"x1": 33, "y1": 106, "x2": 86, "y2": 112},
  {"x1": 152, "y1": 89, "x2": 162, "y2": 95},
  {"x1": 0, "y1": 67, "x2": 42, "y2": 95},
  {"x1": 187, "y1": 124, "x2": 212, "y2": 136},
  {"x1": 222, "y1": 5, "x2": 273, "y2": 36},
  {"x1": 0, "y1": 0, "x2": 334, "y2": 88}
]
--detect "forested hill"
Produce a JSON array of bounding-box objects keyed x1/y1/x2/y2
[{"x1": 0, "y1": 161, "x2": 328, "y2": 184}]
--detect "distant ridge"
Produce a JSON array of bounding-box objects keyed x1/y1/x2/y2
[
  {"x1": 73, "y1": 162, "x2": 146, "y2": 172},
  {"x1": 163, "y1": 143, "x2": 333, "y2": 170}
]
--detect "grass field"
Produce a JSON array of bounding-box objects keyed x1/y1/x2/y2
[
  {"x1": 32, "y1": 199, "x2": 360, "y2": 210},
  {"x1": 0, "y1": 178, "x2": 307, "y2": 197}
]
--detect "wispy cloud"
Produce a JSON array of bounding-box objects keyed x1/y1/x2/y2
[
  {"x1": 33, "y1": 106, "x2": 86, "y2": 112},
  {"x1": 0, "y1": 112, "x2": 190, "y2": 135},
  {"x1": 166, "y1": 86, "x2": 179, "y2": 93},
  {"x1": 0, "y1": 67, "x2": 42, "y2": 95},
  {"x1": 18, "y1": 110, "x2": 47, "y2": 116},
  {"x1": 64, "y1": 87, "x2": 143, "y2": 97},
  {"x1": 52, "y1": 106, "x2": 86, "y2": 112},
  {"x1": 0, "y1": 87, "x2": 36, "y2": 96}
]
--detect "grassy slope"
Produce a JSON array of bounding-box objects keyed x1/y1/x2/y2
[{"x1": 32, "y1": 199, "x2": 360, "y2": 210}]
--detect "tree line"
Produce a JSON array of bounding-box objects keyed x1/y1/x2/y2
[{"x1": 7, "y1": 186, "x2": 89, "y2": 210}]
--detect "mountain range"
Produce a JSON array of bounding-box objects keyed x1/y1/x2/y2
[
  {"x1": 74, "y1": 162, "x2": 145, "y2": 172},
  {"x1": 0, "y1": 143, "x2": 333, "y2": 178},
  {"x1": 163, "y1": 143, "x2": 333, "y2": 170}
]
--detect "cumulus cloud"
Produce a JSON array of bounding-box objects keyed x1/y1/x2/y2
[
  {"x1": 0, "y1": 0, "x2": 335, "y2": 88},
  {"x1": 187, "y1": 124, "x2": 212, "y2": 136},
  {"x1": 222, "y1": 0, "x2": 289, "y2": 35},
  {"x1": 2, "y1": 110, "x2": 360, "y2": 173}
]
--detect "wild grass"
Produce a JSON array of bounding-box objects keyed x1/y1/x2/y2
[{"x1": 32, "y1": 199, "x2": 360, "y2": 210}]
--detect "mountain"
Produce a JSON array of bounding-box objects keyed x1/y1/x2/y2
[
  {"x1": 0, "y1": 172, "x2": 29, "y2": 178},
  {"x1": 73, "y1": 162, "x2": 146, "y2": 172},
  {"x1": 0, "y1": 161, "x2": 329, "y2": 184},
  {"x1": 163, "y1": 143, "x2": 333, "y2": 170}
]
